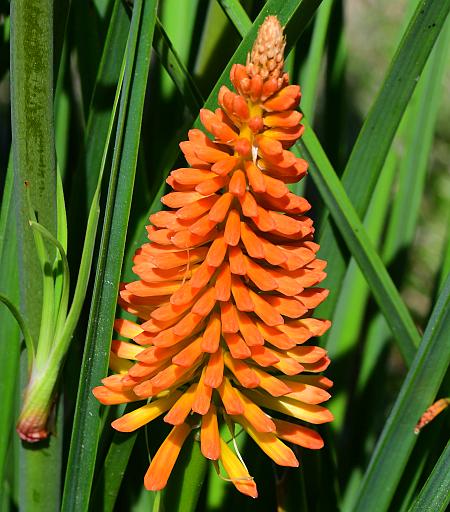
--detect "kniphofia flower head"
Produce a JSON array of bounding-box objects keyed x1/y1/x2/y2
[{"x1": 93, "y1": 15, "x2": 333, "y2": 497}]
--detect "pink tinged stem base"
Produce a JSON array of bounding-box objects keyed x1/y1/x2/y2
[{"x1": 16, "y1": 365, "x2": 59, "y2": 442}]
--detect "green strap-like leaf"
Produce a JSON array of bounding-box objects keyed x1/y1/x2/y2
[
  {"x1": 352, "y1": 274, "x2": 450, "y2": 512},
  {"x1": 61, "y1": 1, "x2": 158, "y2": 510},
  {"x1": 408, "y1": 440, "x2": 450, "y2": 512},
  {"x1": 317, "y1": 0, "x2": 450, "y2": 319}
]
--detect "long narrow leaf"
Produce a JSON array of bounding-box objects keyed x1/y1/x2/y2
[
  {"x1": 352, "y1": 274, "x2": 450, "y2": 512},
  {"x1": 317, "y1": 0, "x2": 450, "y2": 319},
  {"x1": 61, "y1": 2, "x2": 158, "y2": 510},
  {"x1": 408, "y1": 440, "x2": 450, "y2": 512}
]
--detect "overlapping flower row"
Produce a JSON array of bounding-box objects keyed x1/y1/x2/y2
[{"x1": 94, "y1": 16, "x2": 333, "y2": 497}]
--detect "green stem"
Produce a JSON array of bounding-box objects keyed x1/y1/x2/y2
[{"x1": 10, "y1": 0, "x2": 60, "y2": 509}]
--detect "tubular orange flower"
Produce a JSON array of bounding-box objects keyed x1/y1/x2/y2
[{"x1": 93, "y1": 15, "x2": 333, "y2": 497}]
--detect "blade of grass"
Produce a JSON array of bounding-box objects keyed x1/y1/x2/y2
[
  {"x1": 352, "y1": 273, "x2": 450, "y2": 512},
  {"x1": 317, "y1": 0, "x2": 450, "y2": 320},
  {"x1": 0, "y1": 156, "x2": 20, "y2": 505},
  {"x1": 408, "y1": 439, "x2": 450, "y2": 512},
  {"x1": 159, "y1": 0, "x2": 200, "y2": 101},
  {"x1": 216, "y1": 0, "x2": 252, "y2": 37},
  {"x1": 300, "y1": 0, "x2": 333, "y2": 120},
  {"x1": 61, "y1": 1, "x2": 158, "y2": 510},
  {"x1": 152, "y1": 18, "x2": 204, "y2": 114},
  {"x1": 296, "y1": 126, "x2": 420, "y2": 364},
  {"x1": 67, "y1": 0, "x2": 130, "y2": 258}
]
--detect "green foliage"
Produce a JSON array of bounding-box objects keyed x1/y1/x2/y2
[{"x1": 1, "y1": 0, "x2": 449, "y2": 511}]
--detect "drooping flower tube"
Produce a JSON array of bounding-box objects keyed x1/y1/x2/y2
[{"x1": 93, "y1": 15, "x2": 333, "y2": 498}]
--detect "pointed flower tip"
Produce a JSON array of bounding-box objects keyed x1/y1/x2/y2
[{"x1": 247, "y1": 15, "x2": 286, "y2": 83}]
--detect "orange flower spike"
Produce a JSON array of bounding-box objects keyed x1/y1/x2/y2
[
  {"x1": 93, "y1": 15, "x2": 334, "y2": 497},
  {"x1": 144, "y1": 423, "x2": 192, "y2": 491}
]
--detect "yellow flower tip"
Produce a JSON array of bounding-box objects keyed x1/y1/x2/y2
[{"x1": 219, "y1": 439, "x2": 258, "y2": 498}]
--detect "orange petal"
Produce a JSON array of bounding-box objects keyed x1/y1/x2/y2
[
  {"x1": 189, "y1": 261, "x2": 217, "y2": 290},
  {"x1": 248, "y1": 291, "x2": 284, "y2": 326},
  {"x1": 192, "y1": 368, "x2": 212, "y2": 414},
  {"x1": 229, "y1": 169, "x2": 246, "y2": 196},
  {"x1": 208, "y1": 192, "x2": 233, "y2": 222},
  {"x1": 92, "y1": 386, "x2": 139, "y2": 405},
  {"x1": 215, "y1": 263, "x2": 232, "y2": 301},
  {"x1": 245, "y1": 257, "x2": 278, "y2": 291},
  {"x1": 250, "y1": 345, "x2": 280, "y2": 367},
  {"x1": 234, "y1": 389, "x2": 276, "y2": 432},
  {"x1": 287, "y1": 346, "x2": 328, "y2": 363},
  {"x1": 256, "y1": 322, "x2": 296, "y2": 349},
  {"x1": 219, "y1": 437, "x2": 258, "y2": 498},
  {"x1": 229, "y1": 246, "x2": 247, "y2": 275},
  {"x1": 144, "y1": 423, "x2": 191, "y2": 490},
  {"x1": 224, "y1": 209, "x2": 241, "y2": 246},
  {"x1": 218, "y1": 378, "x2": 245, "y2": 415},
  {"x1": 137, "y1": 344, "x2": 185, "y2": 365},
  {"x1": 238, "y1": 311, "x2": 264, "y2": 346},
  {"x1": 282, "y1": 378, "x2": 331, "y2": 404},
  {"x1": 239, "y1": 191, "x2": 258, "y2": 217},
  {"x1": 220, "y1": 302, "x2": 240, "y2": 333},
  {"x1": 192, "y1": 287, "x2": 217, "y2": 316},
  {"x1": 201, "y1": 312, "x2": 221, "y2": 353},
  {"x1": 204, "y1": 347, "x2": 224, "y2": 388},
  {"x1": 206, "y1": 236, "x2": 228, "y2": 267},
  {"x1": 223, "y1": 332, "x2": 252, "y2": 359},
  {"x1": 224, "y1": 352, "x2": 260, "y2": 388},
  {"x1": 231, "y1": 276, "x2": 254, "y2": 312},
  {"x1": 273, "y1": 418, "x2": 324, "y2": 449},
  {"x1": 211, "y1": 155, "x2": 239, "y2": 176},
  {"x1": 251, "y1": 367, "x2": 292, "y2": 397},
  {"x1": 170, "y1": 282, "x2": 202, "y2": 306},
  {"x1": 238, "y1": 416, "x2": 298, "y2": 467},
  {"x1": 111, "y1": 340, "x2": 144, "y2": 360},
  {"x1": 176, "y1": 195, "x2": 218, "y2": 220},
  {"x1": 201, "y1": 404, "x2": 221, "y2": 460},
  {"x1": 114, "y1": 318, "x2": 143, "y2": 339},
  {"x1": 172, "y1": 312, "x2": 204, "y2": 337},
  {"x1": 188, "y1": 213, "x2": 219, "y2": 237},
  {"x1": 162, "y1": 191, "x2": 206, "y2": 208},
  {"x1": 164, "y1": 384, "x2": 197, "y2": 425},
  {"x1": 172, "y1": 336, "x2": 204, "y2": 367},
  {"x1": 245, "y1": 161, "x2": 266, "y2": 193},
  {"x1": 240, "y1": 223, "x2": 265, "y2": 259},
  {"x1": 243, "y1": 390, "x2": 334, "y2": 425},
  {"x1": 263, "y1": 295, "x2": 307, "y2": 318},
  {"x1": 112, "y1": 391, "x2": 182, "y2": 432}
]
